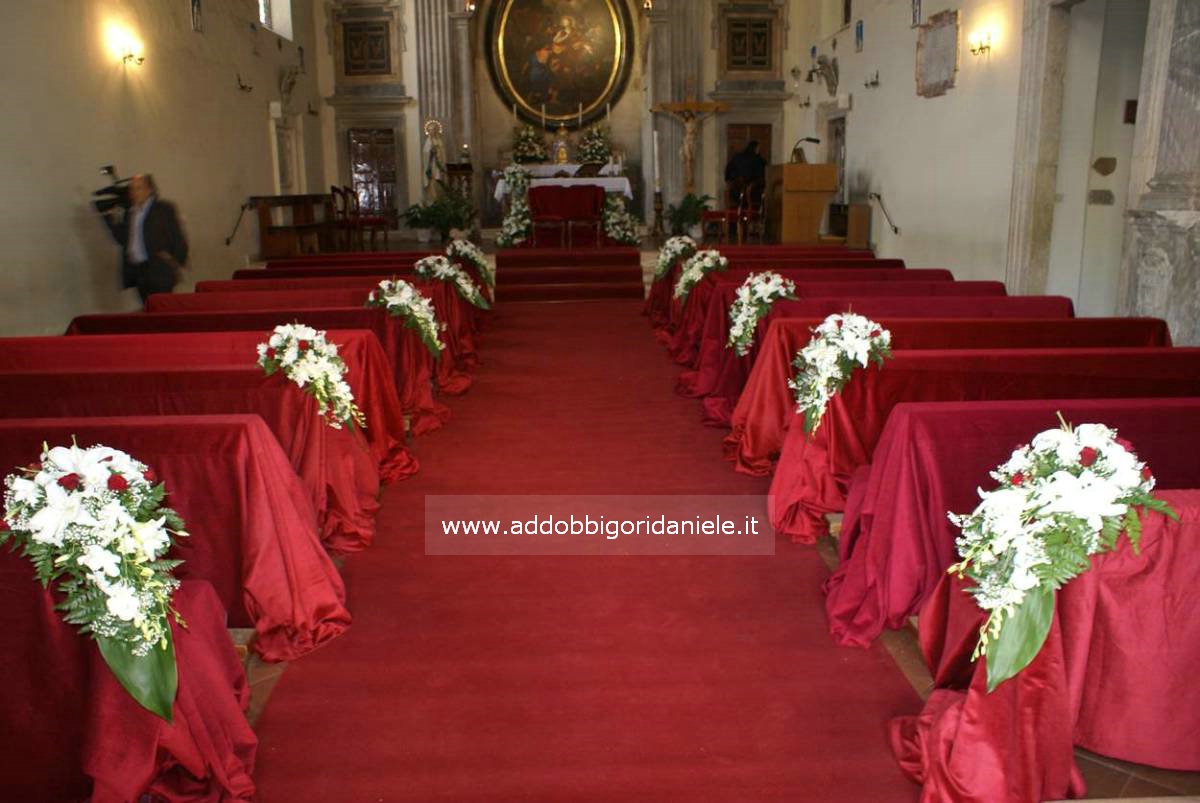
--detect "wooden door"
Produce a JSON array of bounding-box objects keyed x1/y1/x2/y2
[{"x1": 726, "y1": 124, "x2": 772, "y2": 163}]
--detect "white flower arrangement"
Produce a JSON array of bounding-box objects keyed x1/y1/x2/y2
[
  {"x1": 948, "y1": 418, "x2": 1175, "y2": 691},
  {"x1": 654, "y1": 236, "x2": 697, "y2": 281},
  {"x1": 446, "y1": 238, "x2": 495, "y2": 289},
  {"x1": 673, "y1": 249, "x2": 728, "y2": 302},
  {"x1": 256, "y1": 324, "x2": 367, "y2": 430},
  {"x1": 787, "y1": 313, "x2": 892, "y2": 435},
  {"x1": 2, "y1": 442, "x2": 187, "y2": 720},
  {"x1": 366, "y1": 278, "x2": 446, "y2": 357},
  {"x1": 497, "y1": 164, "x2": 532, "y2": 248},
  {"x1": 512, "y1": 124, "x2": 548, "y2": 163},
  {"x1": 577, "y1": 126, "x2": 612, "y2": 164},
  {"x1": 602, "y1": 194, "x2": 640, "y2": 245},
  {"x1": 414, "y1": 255, "x2": 492, "y2": 310},
  {"x1": 726, "y1": 272, "x2": 798, "y2": 357}
]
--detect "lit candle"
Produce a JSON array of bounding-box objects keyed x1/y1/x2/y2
[
  {"x1": 578, "y1": 102, "x2": 583, "y2": 127},
  {"x1": 653, "y1": 130, "x2": 661, "y2": 192}
]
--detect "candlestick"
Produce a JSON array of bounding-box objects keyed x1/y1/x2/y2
[
  {"x1": 606, "y1": 102, "x2": 611, "y2": 123},
  {"x1": 578, "y1": 102, "x2": 583, "y2": 127},
  {"x1": 540, "y1": 104, "x2": 546, "y2": 129},
  {"x1": 512, "y1": 103, "x2": 517, "y2": 125},
  {"x1": 653, "y1": 130, "x2": 661, "y2": 192}
]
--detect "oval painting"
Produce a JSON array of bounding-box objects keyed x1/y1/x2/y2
[{"x1": 487, "y1": 0, "x2": 634, "y2": 129}]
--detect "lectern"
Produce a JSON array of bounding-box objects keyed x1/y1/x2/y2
[{"x1": 765, "y1": 164, "x2": 839, "y2": 243}]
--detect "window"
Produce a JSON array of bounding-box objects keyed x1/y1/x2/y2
[
  {"x1": 258, "y1": 0, "x2": 294, "y2": 40},
  {"x1": 726, "y1": 18, "x2": 773, "y2": 72},
  {"x1": 343, "y1": 21, "x2": 392, "y2": 76}
]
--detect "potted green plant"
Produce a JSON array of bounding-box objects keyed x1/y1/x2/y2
[
  {"x1": 425, "y1": 183, "x2": 477, "y2": 244},
  {"x1": 665, "y1": 193, "x2": 713, "y2": 238},
  {"x1": 402, "y1": 203, "x2": 433, "y2": 243}
]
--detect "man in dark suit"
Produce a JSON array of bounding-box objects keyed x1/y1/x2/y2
[{"x1": 103, "y1": 174, "x2": 188, "y2": 304}]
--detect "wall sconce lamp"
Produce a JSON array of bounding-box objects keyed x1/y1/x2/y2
[
  {"x1": 122, "y1": 49, "x2": 145, "y2": 66},
  {"x1": 797, "y1": 95, "x2": 812, "y2": 108},
  {"x1": 863, "y1": 70, "x2": 880, "y2": 89},
  {"x1": 968, "y1": 31, "x2": 992, "y2": 56},
  {"x1": 465, "y1": 0, "x2": 477, "y2": 13},
  {"x1": 642, "y1": 0, "x2": 653, "y2": 10}
]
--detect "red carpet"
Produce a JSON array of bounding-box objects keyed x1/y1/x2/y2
[{"x1": 253, "y1": 299, "x2": 921, "y2": 801}]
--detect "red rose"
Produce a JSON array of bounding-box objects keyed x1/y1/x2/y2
[
  {"x1": 870, "y1": 328, "x2": 882, "y2": 338},
  {"x1": 1079, "y1": 447, "x2": 1098, "y2": 467},
  {"x1": 107, "y1": 474, "x2": 129, "y2": 492},
  {"x1": 1011, "y1": 472, "x2": 1025, "y2": 486},
  {"x1": 266, "y1": 347, "x2": 277, "y2": 360},
  {"x1": 836, "y1": 319, "x2": 843, "y2": 329},
  {"x1": 298, "y1": 340, "x2": 310, "y2": 350},
  {"x1": 143, "y1": 468, "x2": 157, "y2": 483},
  {"x1": 57, "y1": 473, "x2": 81, "y2": 490},
  {"x1": 1142, "y1": 465, "x2": 1153, "y2": 481}
]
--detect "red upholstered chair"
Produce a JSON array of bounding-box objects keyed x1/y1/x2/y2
[
  {"x1": 345, "y1": 184, "x2": 390, "y2": 251},
  {"x1": 565, "y1": 186, "x2": 605, "y2": 248},
  {"x1": 330, "y1": 186, "x2": 356, "y2": 251},
  {"x1": 737, "y1": 179, "x2": 766, "y2": 244},
  {"x1": 701, "y1": 181, "x2": 741, "y2": 244},
  {"x1": 528, "y1": 186, "x2": 568, "y2": 248}
]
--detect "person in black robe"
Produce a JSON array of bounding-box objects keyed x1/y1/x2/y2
[{"x1": 724, "y1": 141, "x2": 767, "y2": 206}]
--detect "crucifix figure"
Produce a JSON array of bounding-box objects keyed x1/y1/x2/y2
[{"x1": 652, "y1": 98, "x2": 727, "y2": 196}]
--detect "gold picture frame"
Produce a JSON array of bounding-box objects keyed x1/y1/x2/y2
[{"x1": 486, "y1": 0, "x2": 635, "y2": 130}]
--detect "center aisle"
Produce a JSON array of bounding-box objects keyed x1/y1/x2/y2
[{"x1": 254, "y1": 300, "x2": 921, "y2": 801}]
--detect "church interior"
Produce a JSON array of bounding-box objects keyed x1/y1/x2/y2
[{"x1": 1, "y1": 1, "x2": 1199, "y2": 801}]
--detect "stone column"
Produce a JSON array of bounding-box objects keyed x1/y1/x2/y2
[
  {"x1": 1119, "y1": 0, "x2": 1200, "y2": 344},
  {"x1": 449, "y1": 10, "x2": 475, "y2": 157},
  {"x1": 644, "y1": 0, "x2": 705, "y2": 214},
  {"x1": 414, "y1": 0, "x2": 459, "y2": 159}
]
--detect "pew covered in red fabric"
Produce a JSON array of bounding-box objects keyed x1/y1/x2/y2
[
  {"x1": 150, "y1": 285, "x2": 480, "y2": 394},
  {"x1": 723, "y1": 317, "x2": 1172, "y2": 472},
  {"x1": 0, "y1": 331, "x2": 415, "y2": 483},
  {"x1": 889, "y1": 490, "x2": 1200, "y2": 803},
  {"x1": 768, "y1": 348, "x2": 1200, "y2": 542},
  {"x1": 644, "y1": 255, "x2": 892, "y2": 328},
  {"x1": 265, "y1": 250, "x2": 436, "y2": 269},
  {"x1": 825, "y1": 397, "x2": 1200, "y2": 648},
  {"x1": 668, "y1": 280, "x2": 1008, "y2": 366},
  {"x1": 65, "y1": 307, "x2": 452, "y2": 433},
  {"x1": 0, "y1": 573, "x2": 257, "y2": 802},
  {"x1": 0, "y1": 367, "x2": 381, "y2": 554},
  {"x1": 0, "y1": 415, "x2": 351, "y2": 661}
]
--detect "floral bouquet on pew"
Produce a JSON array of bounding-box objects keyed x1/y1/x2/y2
[
  {"x1": 654, "y1": 235, "x2": 696, "y2": 281},
  {"x1": 446, "y1": 238, "x2": 495, "y2": 290},
  {"x1": 602, "y1": 194, "x2": 640, "y2": 246},
  {"x1": 788, "y1": 312, "x2": 891, "y2": 435},
  {"x1": 948, "y1": 418, "x2": 1176, "y2": 692},
  {"x1": 726, "y1": 272, "x2": 798, "y2": 357},
  {"x1": 414, "y1": 255, "x2": 492, "y2": 310},
  {"x1": 366, "y1": 278, "x2": 446, "y2": 358},
  {"x1": 257, "y1": 323, "x2": 367, "y2": 430},
  {"x1": 673, "y1": 249, "x2": 728, "y2": 303},
  {"x1": 2, "y1": 442, "x2": 188, "y2": 721}
]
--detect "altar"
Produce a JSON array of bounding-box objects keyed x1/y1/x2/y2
[{"x1": 494, "y1": 175, "x2": 633, "y2": 202}]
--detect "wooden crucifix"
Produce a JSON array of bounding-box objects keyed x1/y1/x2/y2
[{"x1": 651, "y1": 98, "x2": 727, "y2": 196}]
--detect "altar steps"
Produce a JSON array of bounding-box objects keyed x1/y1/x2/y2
[
  {"x1": 494, "y1": 246, "x2": 645, "y2": 301},
  {"x1": 495, "y1": 280, "x2": 645, "y2": 302},
  {"x1": 496, "y1": 247, "x2": 641, "y2": 269}
]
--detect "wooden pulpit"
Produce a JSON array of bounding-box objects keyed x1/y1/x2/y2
[{"x1": 765, "y1": 164, "x2": 839, "y2": 244}]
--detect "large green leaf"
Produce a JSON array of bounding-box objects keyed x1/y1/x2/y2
[
  {"x1": 985, "y1": 585, "x2": 1055, "y2": 693},
  {"x1": 96, "y1": 631, "x2": 177, "y2": 722}
]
